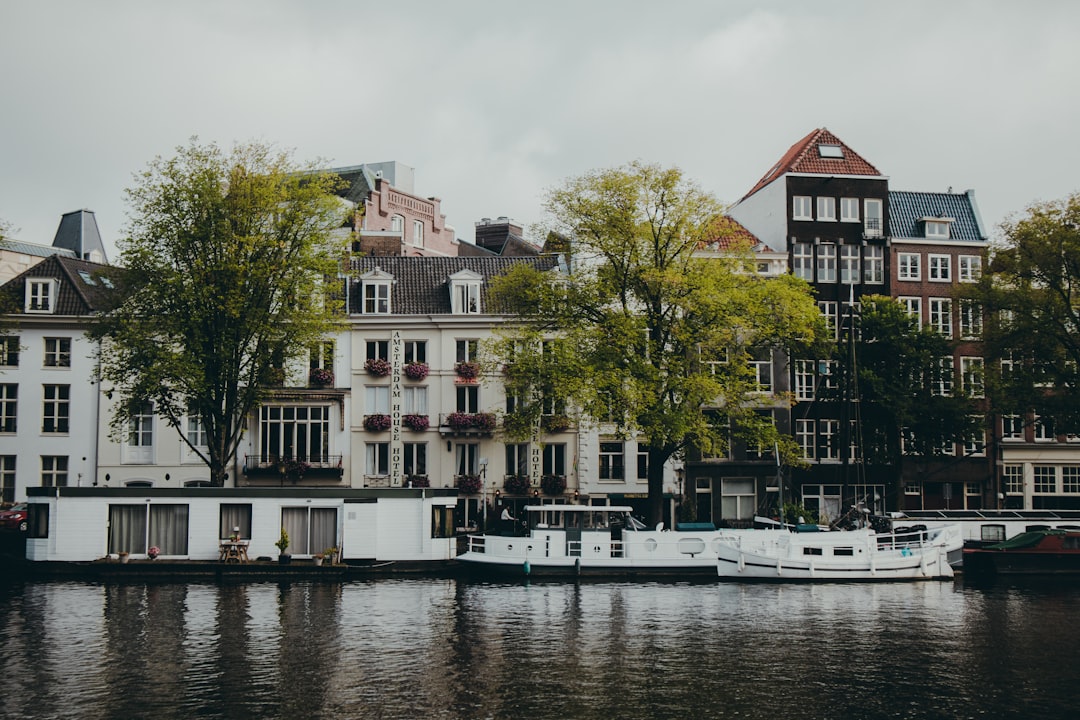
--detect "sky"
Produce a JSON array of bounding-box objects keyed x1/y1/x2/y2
[{"x1": 2, "y1": 0, "x2": 1078, "y2": 259}]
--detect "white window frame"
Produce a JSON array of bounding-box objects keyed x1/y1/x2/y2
[
  {"x1": 43, "y1": 337, "x2": 71, "y2": 368},
  {"x1": 817, "y1": 244, "x2": 837, "y2": 283},
  {"x1": 792, "y1": 242, "x2": 813, "y2": 281},
  {"x1": 959, "y1": 300, "x2": 983, "y2": 339},
  {"x1": 41, "y1": 455, "x2": 68, "y2": 487},
  {"x1": 897, "y1": 253, "x2": 921, "y2": 281},
  {"x1": 928, "y1": 254, "x2": 952, "y2": 282},
  {"x1": 363, "y1": 282, "x2": 391, "y2": 314},
  {"x1": 796, "y1": 419, "x2": 816, "y2": 460},
  {"x1": 413, "y1": 219, "x2": 424, "y2": 247},
  {"x1": 42, "y1": 384, "x2": 70, "y2": 434},
  {"x1": 959, "y1": 255, "x2": 982, "y2": 283},
  {"x1": 863, "y1": 246, "x2": 884, "y2": 284},
  {"x1": 598, "y1": 441, "x2": 625, "y2": 481},
  {"x1": 820, "y1": 419, "x2": 839, "y2": 461},
  {"x1": 899, "y1": 297, "x2": 922, "y2": 329},
  {"x1": 26, "y1": 279, "x2": 57, "y2": 314},
  {"x1": 365, "y1": 442, "x2": 390, "y2": 476},
  {"x1": 929, "y1": 298, "x2": 952, "y2": 338},
  {"x1": 403, "y1": 386, "x2": 428, "y2": 414},
  {"x1": 124, "y1": 401, "x2": 155, "y2": 464},
  {"x1": 793, "y1": 196, "x2": 812, "y2": 220},
  {"x1": 1001, "y1": 415, "x2": 1024, "y2": 442},
  {"x1": 840, "y1": 245, "x2": 860, "y2": 284},
  {"x1": 794, "y1": 360, "x2": 815, "y2": 401},
  {"x1": 925, "y1": 221, "x2": 950, "y2": 239},
  {"x1": 816, "y1": 197, "x2": 836, "y2": 222},
  {"x1": 749, "y1": 359, "x2": 773, "y2": 394},
  {"x1": 840, "y1": 198, "x2": 860, "y2": 222},
  {"x1": 864, "y1": 199, "x2": 883, "y2": 237},
  {"x1": 1002, "y1": 465, "x2": 1024, "y2": 494},
  {"x1": 818, "y1": 301, "x2": 838, "y2": 339},
  {"x1": 365, "y1": 386, "x2": 390, "y2": 414}
]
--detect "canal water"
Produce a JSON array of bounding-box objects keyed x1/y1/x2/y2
[{"x1": 0, "y1": 575, "x2": 1076, "y2": 720}]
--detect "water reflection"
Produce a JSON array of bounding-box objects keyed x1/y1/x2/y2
[{"x1": 0, "y1": 577, "x2": 1077, "y2": 719}]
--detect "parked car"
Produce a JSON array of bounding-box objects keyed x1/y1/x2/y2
[{"x1": 0, "y1": 503, "x2": 28, "y2": 532}]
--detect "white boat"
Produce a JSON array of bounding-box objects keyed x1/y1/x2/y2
[
  {"x1": 715, "y1": 525, "x2": 961, "y2": 581},
  {"x1": 457, "y1": 504, "x2": 778, "y2": 578}
]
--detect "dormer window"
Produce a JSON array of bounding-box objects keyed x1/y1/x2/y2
[
  {"x1": 360, "y1": 268, "x2": 394, "y2": 314},
  {"x1": 818, "y1": 144, "x2": 844, "y2": 158},
  {"x1": 26, "y1": 279, "x2": 57, "y2": 314},
  {"x1": 449, "y1": 270, "x2": 483, "y2": 314},
  {"x1": 925, "y1": 220, "x2": 951, "y2": 239}
]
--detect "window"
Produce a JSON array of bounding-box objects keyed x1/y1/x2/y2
[
  {"x1": 220, "y1": 504, "x2": 252, "y2": 540},
  {"x1": 260, "y1": 405, "x2": 330, "y2": 462},
  {"x1": 0, "y1": 456, "x2": 14, "y2": 504},
  {"x1": 42, "y1": 384, "x2": 69, "y2": 433},
  {"x1": 820, "y1": 419, "x2": 839, "y2": 461},
  {"x1": 1063, "y1": 466, "x2": 1080, "y2": 493},
  {"x1": 792, "y1": 243, "x2": 813, "y2": 280},
  {"x1": 840, "y1": 245, "x2": 860, "y2": 284},
  {"x1": 796, "y1": 419, "x2": 815, "y2": 459},
  {"x1": 749, "y1": 359, "x2": 772, "y2": 394},
  {"x1": 929, "y1": 298, "x2": 952, "y2": 337},
  {"x1": 863, "y1": 246, "x2": 884, "y2": 284},
  {"x1": 840, "y1": 198, "x2": 860, "y2": 222},
  {"x1": 543, "y1": 443, "x2": 567, "y2": 476},
  {"x1": 281, "y1": 506, "x2": 337, "y2": 556},
  {"x1": 456, "y1": 339, "x2": 479, "y2": 363},
  {"x1": 505, "y1": 443, "x2": 529, "y2": 477},
  {"x1": 404, "y1": 340, "x2": 427, "y2": 364},
  {"x1": 456, "y1": 385, "x2": 479, "y2": 413},
  {"x1": 309, "y1": 341, "x2": 335, "y2": 370},
  {"x1": 1034, "y1": 415, "x2": 1055, "y2": 442},
  {"x1": 933, "y1": 356, "x2": 953, "y2": 397},
  {"x1": 413, "y1": 219, "x2": 424, "y2": 247},
  {"x1": 390, "y1": 215, "x2": 404, "y2": 233},
  {"x1": 1002, "y1": 415, "x2": 1024, "y2": 441},
  {"x1": 793, "y1": 196, "x2": 812, "y2": 220},
  {"x1": 0, "y1": 384, "x2": 16, "y2": 433},
  {"x1": 864, "y1": 199, "x2": 883, "y2": 237},
  {"x1": 637, "y1": 446, "x2": 648, "y2": 481},
  {"x1": 456, "y1": 442, "x2": 480, "y2": 476},
  {"x1": 904, "y1": 482, "x2": 922, "y2": 497},
  {"x1": 41, "y1": 455, "x2": 68, "y2": 487},
  {"x1": 794, "y1": 360, "x2": 816, "y2": 401},
  {"x1": 964, "y1": 419, "x2": 986, "y2": 457},
  {"x1": 818, "y1": 144, "x2": 844, "y2": 158},
  {"x1": 959, "y1": 255, "x2": 982, "y2": 283},
  {"x1": 363, "y1": 282, "x2": 390, "y2": 314},
  {"x1": 403, "y1": 386, "x2": 427, "y2": 414},
  {"x1": 816, "y1": 197, "x2": 836, "y2": 221},
  {"x1": 959, "y1": 301, "x2": 982, "y2": 339},
  {"x1": 599, "y1": 442, "x2": 625, "y2": 481},
  {"x1": 960, "y1": 357, "x2": 984, "y2": 398},
  {"x1": 721, "y1": 478, "x2": 755, "y2": 521},
  {"x1": 26, "y1": 279, "x2": 56, "y2": 313},
  {"x1": 403, "y1": 442, "x2": 427, "y2": 476},
  {"x1": 817, "y1": 244, "x2": 836, "y2": 283},
  {"x1": 365, "y1": 386, "x2": 390, "y2": 414},
  {"x1": 43, "y1": 337, "x2": 71, "y2": 368},
  {"x1": 365, "y1": 442, "x2": 389, "y2": 476},
  {"x1": 124, "y1": 401, "x2": 154, "y2": 464},
  {"x1": 366, "y1": 340, "x2": 389, "y2": 361},
  {"x1": 0, "y1": 336, "x2": 19, "y2": 367},
  {"x1": 1003, "y1": 465, "x2": 1024, "y2": 494},
  {"x1": 453, "y1": 283, "x2": 481, "y2": 314},
  {"x1": 185, "y1": 416, "x2": 208, "y2": 461},
  {"x1": 1034, "y1": 466, "x2": 1056, "y2": 493},
  {"x1": 928, "y1": 254, "x2": 951, "y2": 282},
  {"x1": 818, "y1": 301, "x2": 837, "y2": 339},
  {"x1": 899, "y1": 297, "x2": 922, "y2": 329},
  {"x1": 925, "y1": 221, "x2": 950, "y2": 239},
  {"x1": 898, "y1": 253, "x2": 921, "y2": 281},
  {"x1": 819, "y1": 360, "x2": 838, "y2": 391}
]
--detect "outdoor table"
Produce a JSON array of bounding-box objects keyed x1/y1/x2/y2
[{"x1": 219, "y1": 540, "x2": 249, "y2": 563}]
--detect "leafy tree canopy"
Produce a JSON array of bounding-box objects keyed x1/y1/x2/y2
[
  {"x1": 965, "y1": 192, "x2": 1080, "y2": 433},
  {"x1": 488, "y1": 161, "x2": 827, "y2": 522},
  {"x1": 91, "y1": 139, "x2": 345, "y2": 485}
]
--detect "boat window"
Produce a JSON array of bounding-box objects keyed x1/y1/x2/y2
[
  {"x1": 981, "y1": 525, "x2": 1006, "y2": 542},
  {"x1": 1026, "y1": 525, "x2": 1050, "y2": 532},
  {"x1": 802, "y1": 547, "x2": 823, "y2": 556},
  {"x1": 1065, "y1": 536, "x2": 1080, "y2": 550},
  {"x1": 834, "y1": 547, "x2": 854, "y2": 556}
]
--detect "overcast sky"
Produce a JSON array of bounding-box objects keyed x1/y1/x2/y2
[{"x1": 2, "y1": 1, "x2": 1078, "y2": 259}]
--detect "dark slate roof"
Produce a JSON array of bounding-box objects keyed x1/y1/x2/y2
[
  {"x1": 1, "y1": 255, "x2": 118, "y2": 316},
  {"x1": 740, "y1": 128, "x2": 884, "y2": 201},
  {"x1": 52, "y1": 209, "x2": 109, "y2": 263},
  {"x1": 888, "y1": 190, "x2": 987, "y2": 242},
  {"x1": 349, "y1": 255, "x2": 560, "y2": 315},
  {"x1": 2, "y1": 240, "x2": 77, "y2": 259}
]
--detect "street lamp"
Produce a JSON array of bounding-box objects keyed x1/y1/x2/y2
[{"x1": 479, "y1": 457, "x2": 488, "y2": 529}]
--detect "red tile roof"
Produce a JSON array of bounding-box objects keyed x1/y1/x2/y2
[
  {"x1": 740, "y1": 128, "x2": 884, "y2": 201},
  {"x1": 700, "y1": 215, "x2": 759, "y2": 251}
]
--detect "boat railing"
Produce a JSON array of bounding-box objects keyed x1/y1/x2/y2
[
  {"x1": 565, "y1": 539, "x2": 626, "y2": 558},
  {"x1": 466, "y1": 535, "x2": 486, "y2": 554}
]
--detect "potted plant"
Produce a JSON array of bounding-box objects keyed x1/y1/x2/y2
[
  {"x1": 504, "y1": 474, "x2": 531, "y2": 495},
  {"x1": 404, "y1": 362, "x2": 429, "y2": 381},
  {"x1": 403, "y1": 414, "x2": 429, "y2": 431},
  {"x1": 455, "y1": 361, "x2": 480, "y2": 380},
  {"x1": 365, "y1": 358, "x2": 392, "y2": 377},
  {"x1": 323, "y1": 547, "x2": 338, "y2": 565},
  {"x1": 364, "y1": 413, "x2": 392, "y2": 432},
  {"x1": 406, "y1": 474, "x2": 430, "y2": 488},
  {"x1": 446, "y1": 412, "x2": 473, "y2": 431},
  {"x1": 147, "y1": 546, "x2": 161, "y2": 560},
  {"x1": 275, "y1": 527, "x2": 291, "y2": 564},
  {"x1": 543, "y1": 414, "x2": 571, "y2": 433},
  {"x1": 313, "y1": 554, "x2": 324, "y2": 567},
  {"x1": 473, "y1": 413, "x2": 497, "y2": 431},
  {"x1": 309, "y1": 367, "x2": 334, "y2": 387},
  {"x1": 118, "y1": 551, "x2": 130, "y2": 564},
  {"x1": 456, "y1": 474, "x2": 482, "y2": 494},
  {"x1": 541, "y1": 474, "x2": 567, "y2": 496}
]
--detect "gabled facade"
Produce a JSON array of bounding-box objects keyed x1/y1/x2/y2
[{"x1": 0, "y1": 256, "x2": 114, "y2": 504}]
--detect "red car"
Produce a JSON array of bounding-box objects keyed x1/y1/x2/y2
[{"x1": 0, "y1": 503, "x2": 28, "y2": 532}]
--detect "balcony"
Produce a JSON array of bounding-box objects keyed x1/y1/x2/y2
[
  {"x1": 440, "y1": 412, "x2": 497, "y2": 436},
  {"x1": 863, "y1": 218, "x2": 882, "y2": 239},
  {"x1": 243, "y1": 455, "x2": 344, "y2": 484}
]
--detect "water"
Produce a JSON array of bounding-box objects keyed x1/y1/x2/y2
[{"x1": 0, "y1": 576, "x2": 1077, "y2": 720}]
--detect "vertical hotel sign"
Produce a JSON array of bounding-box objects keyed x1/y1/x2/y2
[{"x1": 390, "y1": 330, "x2": 404, "y2": 487}]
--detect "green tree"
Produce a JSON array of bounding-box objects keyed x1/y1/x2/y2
[
  {"x1": 848, "y1": 296, "x2": 980, "y2": 499},
  {"x1": 91, "y1": 139, "x2": 344, "y2": 486},
  {"x1": 965, "y1": 193, "x2": 1080, "y2": 433},
  {"x1": 488, "y1": 162, "x2": 827, "y2": 523}
]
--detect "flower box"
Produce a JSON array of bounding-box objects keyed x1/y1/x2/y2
[
  {"x1": 404, "y1": 362, "x2": 429, "y2": 381},
  {"x1": 365, "y1": 358, "x2": 391, "y2": 377},
  {"x1": 457, "y1": 474, "x2": 482, "y2": 494},
  {"x1": 455, "y1": 361, "x2": 480, "y2": 380},
  {"x1": 309, "y1": 368, "x2": 334, "y2": 386},
  {"x1": 503, "y1": 474, "x2": 531, "y2": 494},
  {"x1": 403, "y1": 414, "x2": 430, "y2": 431},
  {"x1": 363, "y1": 414, "x2": 391, "y2": 432},
  {"x1": 446, "y1": 412, "x2": 497, "y2": 432},
  {"x1": 407, "y1": 474, "x2": 430, "y2": 488},
  {"x1": 542, "y1": 414, "x2": 571, "y2": 433},
  {"x1": 541, "y1": 474, "x2": 567, "y2": 496}
]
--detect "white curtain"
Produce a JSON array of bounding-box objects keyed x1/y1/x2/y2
[
  {"x1": 220, "y1": 504, "x2": 252, "y2": 539},
  {"x1": 108, "y1": 505, "x2": 147, "y2": 554},
  {"x1": 309, "y1": 508, "x2": 337, "y2": 554},
  {"x1": 282, "y1": 507, "x2": 308, "y2": 554},
  {"x1": 149, "y1": 505, "x2": 189, "y2": 555}
]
